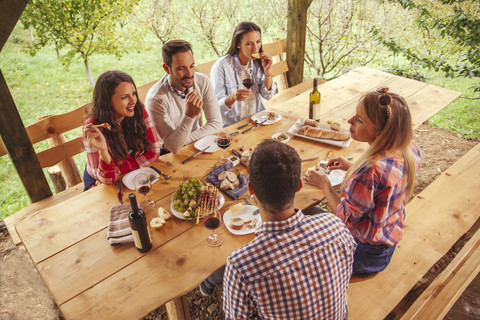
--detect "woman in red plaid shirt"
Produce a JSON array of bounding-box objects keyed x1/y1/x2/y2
[
  {"x1": 82, "y1": 70, "x2": 161, "y2": 190},
  {"x1": 304, "y1": 87, "x2": 421, "y2": 276}
]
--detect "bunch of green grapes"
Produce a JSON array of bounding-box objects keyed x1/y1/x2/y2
[{"x1": 172, "y1": 177, "x2": 204, "y2": 212}]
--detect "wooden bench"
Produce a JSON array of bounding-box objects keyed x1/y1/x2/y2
[{"x1": 347, "y1": 142, "x2": 480, "y2": 319}]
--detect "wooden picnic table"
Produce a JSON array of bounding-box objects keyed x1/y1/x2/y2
[{"x1": 14, "y1": 67, "x2": 461, "y2": 319}]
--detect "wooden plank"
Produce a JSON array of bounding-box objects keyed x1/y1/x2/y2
[
  {"x1": 138, "y1": 79, "x2": 160, "y2": 103},
  {"x1": 165, "y1": 296, "x2": 191, "y2": 320},
  {"x1": 270, "y1": 67, "x2": 395, "y2": 120},
  {"x1": 35, "y1": 196, "x2": 194, "y2": 305},
  {"x1": 58, "y1": 221, "x2": 253, "y2": 320},
  {"x1": 0, "y1": 105, "x2": 89, "y2": 157},
  {"x1": 0, "y1": 0, "x2": 27, "y2": 52},
  {"x1": 194, "y1": 60, "x2": 216, "y2": 78},
  {"x1": 4, "y1": 182, "x2": 84, "y2": 245},
  {"x1": 347, "y1": 143, "x2": 480, "y2": 319},
  {"x1": 37, "y1": 137, "x2": 85, "y2": 168},
  {"x1": 271, "y1": 60, "x2": 289, "y2": 78},
  {"x1": 0, "y1": 70, "x2": 52, "y2": 202},
  {"x1": 262, "y1": 38, "x2": 286, "y2": 57},
  {"x1": 400, "y1": 230, "x2": 480, "y2": 320},
  {"x1": 265, "y1": 78, "x2": 314, "y2": 108}
]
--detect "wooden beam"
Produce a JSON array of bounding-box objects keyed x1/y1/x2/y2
[
  {"x1": 0, "y1": 69, "x2": 52, "y2": 202},
  {"x1": 286, "y1": 0, "x2": 312, "y2": 87},
  {"x1": 0, "y1": 0, "x2": 28, "y2": 52}
]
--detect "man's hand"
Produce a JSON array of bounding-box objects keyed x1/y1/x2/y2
[{"x1": 185, "y1": 90, "x2": 203, "y2": 118}]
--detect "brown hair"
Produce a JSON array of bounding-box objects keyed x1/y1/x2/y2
[
  {"x1": 249, "y1": 140, "x2": 301, "y2": 211},
  {"x1": 162, "y1": 40, "x2": 192, "y2": 67},
  {"x1": 226, "y1": 21, "x2": 263, "y2": 70},
  {"x1": 346, "y1": 90, "x2": 417, "y2": 200},
  {"x1": 90, "y1": 70, "x2": 149, "y2": 160}
]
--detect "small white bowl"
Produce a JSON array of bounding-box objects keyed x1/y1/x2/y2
[
  {"x1": 272, "y1": 132, "x2": 290, "y2": 143},
  {"x1": 227, "y1": 155, "x2": 240, "y2": 167}
]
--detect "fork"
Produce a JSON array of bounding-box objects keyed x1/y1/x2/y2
[
  {"x1": 150, "y1": 166, "x2": 171, "y2": 179},
  {"x1": 244, "y1": 198, "x2": 259, "y2": 215}
]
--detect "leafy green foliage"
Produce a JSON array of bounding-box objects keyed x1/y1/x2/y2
[
  {"x1": 20, "y1": 0, "x2": 143, "y2": 86},
  {"x1": 372, "y1": 0, "x2": 480, "y2": 92}
]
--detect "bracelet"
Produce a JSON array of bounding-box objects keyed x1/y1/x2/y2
[
  {"x1": 231, "y1": 94, "x2": 237, "y2": 102},
  {"x1": 265, "y1": 73, "x2": 273, "y2": 77}
]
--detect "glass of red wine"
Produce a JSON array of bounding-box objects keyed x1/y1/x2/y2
[
  {"x1": 134, "y1": 173, "x2": 155, "y2": 209},
  {"x1": 241, "y1": 68, "x2": 254, "y2": 89},
  {"x1": 203, "y1": 210, "x2": 223, "y2": 247},
  {"x1": 217, "y1": 131, "x2": 231, "y2": 163}
]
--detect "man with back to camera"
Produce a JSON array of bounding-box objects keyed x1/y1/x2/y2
[
  {"x1": 223, "y1": 140, "x2": 356, "y2": 320},
  {"x1": 145, "y1": 40, "x2": 222, "y2": 154}
]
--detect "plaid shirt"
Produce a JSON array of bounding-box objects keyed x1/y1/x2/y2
[
  {"x1": 83, "y1": 106, "x2": 161, "y2": 185},
  {"x1": 223, "y1": 210, "x2": 356, "y2": 320},
  {"x1": 337, "y1": 144, "x2": 421, "y2": 246}
]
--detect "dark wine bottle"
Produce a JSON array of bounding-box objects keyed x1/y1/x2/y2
[
  {"x1": 309, "y1": 78, "x2": 321, "y2": 122},
  {"x1": 128, "y1": 193, "x2": 152, "y2": 253}
]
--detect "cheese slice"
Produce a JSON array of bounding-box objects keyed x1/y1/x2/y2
[{"x1": 230, "y1": 203, "x2": 244, "y2": 215}]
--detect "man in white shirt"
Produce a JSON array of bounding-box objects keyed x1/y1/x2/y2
[{"x1": 145, "y1": 40, "x2": 222, "y2": 153}]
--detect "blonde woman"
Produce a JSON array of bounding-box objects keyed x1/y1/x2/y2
[{"x1": 303, "y1": 87, "x2": 421, "y2": 276}]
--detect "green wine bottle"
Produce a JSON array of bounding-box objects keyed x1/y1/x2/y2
[{"x1": 309, "y1": 78, "x2": 321, "y2": 122}]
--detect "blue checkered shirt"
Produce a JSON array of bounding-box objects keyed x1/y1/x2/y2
[{"x1": 223, "y1": 209, "x2": 356, "y2": 320}]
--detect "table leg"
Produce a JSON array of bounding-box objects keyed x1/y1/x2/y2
[{"x1": 165, "y1": 295, "x2": 190, "y2": 320}]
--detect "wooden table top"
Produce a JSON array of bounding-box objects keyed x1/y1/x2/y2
[{"x1": 14, "y1": 67, "x2": 461, "y2": 319}]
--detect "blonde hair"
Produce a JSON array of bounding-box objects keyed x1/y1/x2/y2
[{"x1": 345, "y1": 90, "x2": 417, "y2": 201}]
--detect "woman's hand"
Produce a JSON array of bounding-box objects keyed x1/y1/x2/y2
[
  {"x1": 327, "y1": 156, "x2": 352, "y2": 171},
  {"x1": 235, "y1": 89, "x2": 252, "y2": 101},
  {"x1": 260, "y1": 52, "x2": 273, "y2": 73},
  {"x1": 303, "y1": 167, "x2": 331, "y2": 190},
  {"x1": 83, "y1": 124, "x2": 108, "y2": 152}
]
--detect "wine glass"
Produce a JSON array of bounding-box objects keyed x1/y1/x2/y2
[
  {"x1": 203, "y1": 210, "x2": 223, "y2": 247},
  {"x1": 134, "y1": 173, "x2": 155, "y2": 209},
  {"x1": 217, "y1": 131, "x2": 231, "y2": 163},
  {"x1": 241, "y1": 65, "x2": 254, "y2": 89}
]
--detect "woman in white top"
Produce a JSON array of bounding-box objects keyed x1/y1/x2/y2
[{"x1": 210, "y1": 21, "x2": 277, "y2": 127}]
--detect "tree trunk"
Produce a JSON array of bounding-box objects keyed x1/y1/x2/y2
[
  {"x1": 28, "y1": 28, "x2": 34, "y2": 42},
  {"x1": 286, "y1": 0, "x2": 313, "y2": 87},
  {"x1": 84, "y1": 59, "x2": 94, "y2": 87}
]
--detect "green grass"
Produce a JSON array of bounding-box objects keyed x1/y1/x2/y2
[{"x1": 1, "y1": 17, "x2": 479, "y2": 219}]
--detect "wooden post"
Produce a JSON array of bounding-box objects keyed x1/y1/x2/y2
[
  {"x1": 286, "y1": 0, "x2": 313, "y2": 87},
  {"x1": 165, "y1": 296, "x2": 191, "y2": 320},
  {"x1": 0, "y1": 0, "x2": 28, "y2": 52},
  {"x1": 38, "y1": 115, "x2": 83, "y2": 187},
  {"x1": 0, "y1": 70, "x2": 52, "y2": 202},
  {"x1": 48, "y1": 166, "x2": 67, "y2": 193}
]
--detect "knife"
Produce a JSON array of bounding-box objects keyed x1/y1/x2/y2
[
  {"x1": 241, "y1": 119, "x2": 267, "y2": 134},
  {"x1": 227, "y1": 131, "x2": 239, "y2": 137},
  {"x1": 117, "y1": 179, "x2": 123, "y2": 205},
  {"x1": 182, "y1": 146, "x2": 210, "y2": 164},
  {"x1": 237, "y1": 122, "x2": 253, "y2": 129}
]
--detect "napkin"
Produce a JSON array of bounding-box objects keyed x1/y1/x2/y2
[
  {"x1": 207, "y1": 163, "x2": 248, "y2": 200},
  {"x1": 107, "y1": 204, "x2": 134, "y2": 245}
]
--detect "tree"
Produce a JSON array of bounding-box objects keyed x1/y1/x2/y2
[
  {"x1": 304, "y1": 0, "x2": 389, "y2": 79},
  {"x1": 134, "y1": 0, "x2": 179, "y2": 44},
  {"x1": 372, "y1": 0, "x2": 480, "y2": 92},
  {"x1": 21, "y1": 0, "x2": 142, "y2": 86}
]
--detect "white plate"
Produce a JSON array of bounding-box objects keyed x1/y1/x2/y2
[
  {"x1": 317, "y1": 161, "x2": 346, "y2": 187},
  {"x1": 170, "y1": 193, "x2": 225, "y2": 220},
  {"x1": 224, "y1": 205, "x2": 262, "y2": 235},
  {"x1": 251, "y1": 111, "x2": 282, "y2": 125},
  {"x1": 272, "y1": 132, "x2": 290, "y2": 143},
  {"x1": 194, "y1": 135, "x2": 220, "y2": 153},
  {"x1": 287, "y1": 119, "x2": 352, "y2": 148},
  {"x1": 122, "y1": 167, "x2": 160, "y2": 190}
]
